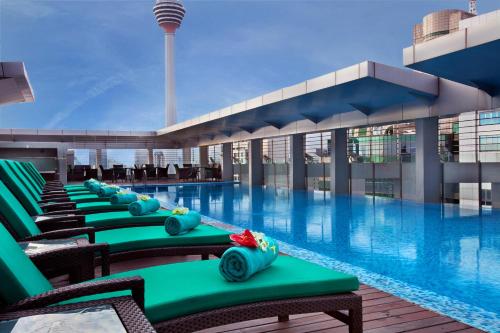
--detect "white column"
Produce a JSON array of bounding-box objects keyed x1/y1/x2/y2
[
  {"x1": 199, "y1": 146, "x2": 209, "y2": 167},
  {"x1": 330, "y1": 129, "x2": 349, "y2": 194},
  {"x1": 289, "y1": 134, "x2": 305, "y2": 189},
  {"x1": 182, "y1": 147, "x2": 191, "y2": 165},
  {"x1": 56, "y1": 146, "x2": 68, "y2": 185},
  {"x1": 416, "y1": 117, "x2": 442, "y2": 203},
  {"x1": 96, "y1": 149, "x2": 102, "y2": 167},
  {"x1": 165, "y1": 32, "x2": 176, "y2": 126},
  {"x1": 222, "y1": 142, "x2": 233, "y2": 181},
  {"x1": 248, "y1": 139, "x2": 263, "y2": 186},
  {"x1": 148, "y1": 148, "x2": 154, "y2": 165}
]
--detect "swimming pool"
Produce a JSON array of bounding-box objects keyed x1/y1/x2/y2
[{"x1": 128, "y1": 183, "x2": 500, "y2": 331}]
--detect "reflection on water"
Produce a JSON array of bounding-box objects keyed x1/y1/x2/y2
[{"x1": 132, "y1": 183, "x2": 500, "y2": 314}]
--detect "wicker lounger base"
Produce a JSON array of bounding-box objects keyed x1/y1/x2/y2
[
  {"x1": 155, "y1": 293, "x2": 362, "y2": 333},
  {"x1": 95, "y1": 244, "x2": 233, "y2": 266}
]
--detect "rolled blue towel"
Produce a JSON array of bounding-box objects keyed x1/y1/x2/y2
[
  {"x1": 128, "y1": 198, "x2": 161, "y2": 216},
  {"x1": 88, "y1": 182, "x2": 102, "y2": 193},
  {"x1": 219, "y1": 236, "x2": 279, "y2": 282},
  {"x1": 83, "y1": 179, "x2": 98, "y2": 189},
  {"x1": 97, "y1": 186, "x2": 120, "y2": 197},
  {"x1": 165, "y1": 211, "x2": 201, "y2": 236},
  {"x1": 110, "y1": 193, "x2": 138, "y2": 204}
]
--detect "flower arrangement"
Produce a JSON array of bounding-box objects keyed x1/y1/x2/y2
[
  {"x1": 138, "y1": 194, "x2": 151, "y2": 201},
  {"x1": 172, "y1": 206, "x2": 189, "y2": 215},
  {"x1": 230, "y1": 229, "x2": 277, "y2": 254},
  {"x1": 116, "y1": 190, "x2": 130, "y2": 195}
]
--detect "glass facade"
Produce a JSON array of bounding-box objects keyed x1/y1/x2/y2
[
  {"x1": 262, "y1": 136, "x2": 290, "y2": 188},
  {"x1": 304, "y1": 132, "x2": 331, "y2": 191},
  {"x1": 232, "y1": 141, "x2": 248, "y2": 182}
]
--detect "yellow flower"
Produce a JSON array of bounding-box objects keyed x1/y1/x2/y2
[
  {"x1": 138, "y1": 195, "x2": 150, "y2": 201},
  {"x1": 269, "y1": 245, "x2": 277, "y2": 254},
  {"x1": 172, "y1": 207, "x2": 189, "y2": 215}
]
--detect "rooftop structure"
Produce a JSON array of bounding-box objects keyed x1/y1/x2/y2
[
  {"x1": 153, "y1": 0, "x2": 186, "y2": 127},
  {"x1": 412, "y1": 9, "x2": 475, "y2": 44}
]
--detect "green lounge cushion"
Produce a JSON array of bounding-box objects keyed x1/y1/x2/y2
[
  {"x1": 76, "y1": 202, "x2": 128, "y2": 212},
  {"x1": 61, "y1": 256, "x2": 359, "y2": 323},
  {"x1": 0, "y1": 160, "x2": 43, "y2": 216},
  {"x1": 85, "y1": 210, "x2": 173, "y2": 228},
  {"x1": 94, "y1": 224, "x2": 230, "y2": 253},
  {"x1": 68, "y1": 194, "x2": 109, "y2": 203},
  {"x1": 64, "y1": 185, "x2": 88, "y2": 191},
  {"x1": 0, "y1": 223, "x2": 52, "y2": 304},
  {"x1": 65, "y1": 190, "x2": 92, "y2": 195},
  {"x1": 0, "y1": 181, "x2": 41, "y2": 239}
]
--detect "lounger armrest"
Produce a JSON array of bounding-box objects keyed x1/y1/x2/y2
[
  {"x1": 39, "y1": 202, "x2": 76, "y2": 211},
  {"x1": 41, "y1": 209, "x2": 83, "y2": 216},
  {"x1": 42, "y1": 189, "x2": 67, "y2": 194},
  {"x1": 38, "y1": 197, "x2": 71, "y2": 204},
  {"x1": 35, "y1": 217, "x2": 85, "y2": 232},
  {"x1": 4, "y1": 277, "x2": 145, "y2": 312},
  {"x1": 40, "y1": 193, "x2": 69, "y2": 200},
  {"x1": 24, "y1": 242, "x2": 110, "y2": 278},
  {"x1": 27, "y1": 227, "x2": 95, "y2": 243}
]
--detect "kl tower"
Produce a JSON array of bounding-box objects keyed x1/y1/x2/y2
[{"x1": 153, "y1": 0, "x2": 185, "y2": 127}]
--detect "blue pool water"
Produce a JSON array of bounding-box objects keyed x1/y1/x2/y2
[{"x1": 129, "y1": 183, "x2": 500, "y2": 331}]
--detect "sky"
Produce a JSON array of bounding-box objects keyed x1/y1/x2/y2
[{"x1": 0, "y1": 0, "x2": 498, "y2": 131}]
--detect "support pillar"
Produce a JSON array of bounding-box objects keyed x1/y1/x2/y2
[
  {"x1": 182, "y1": 147, "x2": 191, "y2": 165},
  {"x1": 492, "y1": 183, "x2": 500, "y2": 209},
  {"x1": 416, "y1": 117, "x2": 442, "y2": 203},
  {"x1": 56, "y1": 146, "x2": 68, "y2": 185},
  {"x1": 147, "y1": 148, "x2": 154, "y2": 165},
  {"x1": 330, "y1": 129, "x2": 349, "y2": 194},
  {"x1": 96, "y1": 149, "x2": 102, "y2": 168},
  {"x1": 222, "y1": 142, "x2": 233, "y2": 181},
  {"x1": 289, "y1": 134, "x2": 305, "y2": 189},
  {"x1": 199, "y1": 146, "x2": 209, "y2": 167},
  {"x1": 248, "y1": 139, "x2": 263, "y2": 186}
]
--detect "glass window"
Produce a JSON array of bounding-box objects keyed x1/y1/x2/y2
[{"x1": 479, "y1": 111, "x2": 500, "y2": 125}]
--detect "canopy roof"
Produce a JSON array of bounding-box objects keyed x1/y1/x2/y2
[{"x1": 158, "y1": 61, "x2": 438, "y2": 142}]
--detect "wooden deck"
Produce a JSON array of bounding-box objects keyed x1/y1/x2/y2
[{"x1": 53, "y1": 255, "x2": 485, "y2": 333}]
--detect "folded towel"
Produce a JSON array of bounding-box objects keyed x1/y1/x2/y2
[
  {"x1": 128, "y1": 198, "x2": 161, "y2": 216},
  {"x1": 97, "y1": 186, "x2": 120, "y2": 197},
  {"x1": 88, "y1": 182, "x2": 102, "y2": 193},
  {"x1": 219, "y1": 236, "x2": 279, "y2": 282},
  {"x1": 165, "y1": 211, "x2": 201, "y2": 235},
  {"x1": 110, "y1": 193, "x2": 138, "y2": 204}
]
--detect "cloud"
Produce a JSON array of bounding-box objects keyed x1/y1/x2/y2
[
  {"x1": 2, "y1": 0, "x2": 57, "y2": 18},
  {"x1": 44, "y1": 71, "x2": 133, "y2": 128}
]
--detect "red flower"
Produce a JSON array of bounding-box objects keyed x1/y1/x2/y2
[{"x1": 230, "y1": 229, "x2": 258, "y2": 248}]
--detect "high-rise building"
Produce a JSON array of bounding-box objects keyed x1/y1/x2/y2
[{"x1": 153, "y1": 0, "x2": 186, "y2": 127}]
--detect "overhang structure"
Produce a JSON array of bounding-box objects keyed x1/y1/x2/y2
[{"x1": 0, "y1": 62, "x2": 35, "y2": 106}]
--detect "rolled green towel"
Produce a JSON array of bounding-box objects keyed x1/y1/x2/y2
[
  {"x1": 97, "y1": 186, "x2": 120, "y2": 197},
  {"x1": 88, "y1": 182, "x2": 102, "y2": 193},
  {"x1": 165, "y1": 211, "x2": 201, "y2": 235},
  {"x1": 110, "y1": 193, "x2": 138, "y2": 204},
  {"x1": 219, "y1": 235, "x2": 279, "y2": 282},
  {"x1": 128, "y1": 198, "x2": 161, "y2": 216},
  {"x1": 83, "y1": 179, "x2": 98, "y2": 189}
]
